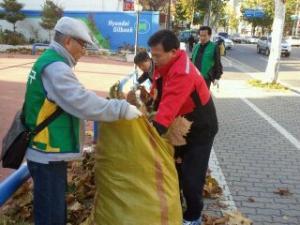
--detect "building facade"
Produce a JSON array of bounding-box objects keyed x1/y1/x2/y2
[{"x1": 5, "y1": 0, "x2": 124, "y2": 12}]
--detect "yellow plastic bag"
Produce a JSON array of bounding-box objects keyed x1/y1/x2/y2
[
  {"x1": 93, "y1": 117, "x2": 182, "y2": 225},
  {"x1": 219, "y1": 43, "x2": 225, "y2": 56}
]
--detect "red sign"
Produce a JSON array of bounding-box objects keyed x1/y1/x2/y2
[{"x1": 123, "y1": 0, "x2": 134, "y2": 11}]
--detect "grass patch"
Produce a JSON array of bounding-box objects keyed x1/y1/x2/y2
[{"x1": 248, "y1": 79, "x2": 288, "y2": 91}]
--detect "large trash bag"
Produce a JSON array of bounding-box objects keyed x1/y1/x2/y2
[{"x1": 93, "y1": 117, "x2": 182, "y2": 225}]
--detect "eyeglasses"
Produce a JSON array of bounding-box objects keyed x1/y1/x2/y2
[{"x1": 72, "y1": 37, "x2": 88, "y2": 49}]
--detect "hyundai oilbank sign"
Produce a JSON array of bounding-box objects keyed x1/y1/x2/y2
[
  {"x1": 243, "y1": 9, "x2": 265, "y2": 19},
  {"x1": 21, "y1": 10, "x2": 159, "y2": 50},
  {"x1": 85, "y1": 11, "x2": 158, "y2": 50}
]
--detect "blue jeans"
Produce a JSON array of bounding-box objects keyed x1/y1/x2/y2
[{"x1": 27, "y1": 160, "x2": 67, "y2": 225}]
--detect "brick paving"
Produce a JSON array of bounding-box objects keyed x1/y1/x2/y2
[{"x1": 208, "y1": 58, "x2": 300, "y2": 224}]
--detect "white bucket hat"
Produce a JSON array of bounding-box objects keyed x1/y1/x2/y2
[{"x1": 54, "y1": 17, "x2": 98, "y2": 49}]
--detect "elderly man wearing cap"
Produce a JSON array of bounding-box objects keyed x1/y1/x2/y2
[{"x1": 23, "y1": 17, "x2": 141, "y2": 225}]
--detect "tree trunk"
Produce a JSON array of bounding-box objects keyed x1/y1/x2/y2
[
  {"x1": 265, "y1": 0, "x2": 286, "y2": 83},
  {"x1": 190, "y1": 0, "x2": 195, "y2": 26},
  {"x1": 252, "y1": 25, "x2": 256, "y2": 36},
  {"x1": 13, "y1": 23, "x2": 16, "y2": 33},
  {"x1": 203, "y1": 12, "x2": 210, "y2": 26}
]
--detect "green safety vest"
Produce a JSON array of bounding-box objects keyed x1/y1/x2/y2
[
  {"x1": 191, "y1": 41, "x2": 216, "y2": 80},
  {"x1": 24, "y1": 49, "x2": 80, "y2": 153}
]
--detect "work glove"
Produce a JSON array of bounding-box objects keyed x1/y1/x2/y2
[{"x1": 124, "y1": 105, "x2": 142, "y2": 120}]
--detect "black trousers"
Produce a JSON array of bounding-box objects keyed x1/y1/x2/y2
[{"x1": 175, "y1": 138, "x2": 214, "y2": 221}]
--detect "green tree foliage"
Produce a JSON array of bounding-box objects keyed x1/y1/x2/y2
[
  {"x1": 285, "y1": 0, "x2": 299, "y2": 35},
  {"x1": 174, "y1": 0, "x2": 188, "y2": 27},
  {"x1": 195, "y1": 0, "x2": 228, "y2": 27},
  {"x1": 228, "y1": 9, "x2": 239, "y2": 33},
  {"x1": 139, "y1": 0, "x2": 169, "y2": 11},
  {"x1": 173, "y1": 0, "x2": 228, "y2": 27},
  {"x1": 40, "y1": 0, "x2": 63, "y2": 41},
  {"x1": 241, "y1": 0, "x2": 298, "y2": 35},
  {"x1": 241, "y1": 0, "x2": 274, "y2": 35},
  {"x1": 0, "y1": 0, "x2": 25, "y2": 32}
]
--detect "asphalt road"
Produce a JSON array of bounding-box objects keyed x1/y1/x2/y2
[{"x1": 226, "y1": 44, "x2": 300, "y2": 73}]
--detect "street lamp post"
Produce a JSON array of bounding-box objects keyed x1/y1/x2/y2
[{"x1": 134, "y1": 1, "x2": 143, "y2": 82}]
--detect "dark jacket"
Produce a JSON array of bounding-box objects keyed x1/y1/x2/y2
[
  {"x1": 137, "y1": 60, "x2": 154, "y2": 84},
  {"x1": 193, "y1": 41, "x2": 223, "y2": 81}
]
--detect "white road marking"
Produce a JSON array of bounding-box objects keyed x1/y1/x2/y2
[
  {"x1": 241, "y1": 98, "x2": 300, "y2": 150},
  {"x1": 225, "y1": 56, "x2": 300, "y2": 149},
  {"x1": 209, "y1": 148, "x2": 237, "y2": 212}
]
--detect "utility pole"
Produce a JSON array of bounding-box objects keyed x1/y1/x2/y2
[
  {"x1": 134, "y1": 0, "x2": 141, "y2": 57},
  {"x1": 134, "y1": 0, "x2": 142, "y2": 82}
]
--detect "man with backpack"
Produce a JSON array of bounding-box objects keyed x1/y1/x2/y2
[
  {"x1": 191, "y1": 26, "x2": 223, "y2": 89},
  {"x1": 24, "y1": 17, "x2": 140, "y2": 225}
]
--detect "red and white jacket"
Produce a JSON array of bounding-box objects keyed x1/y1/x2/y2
[{"x1": 151, "y1": 50, "x2": 214, "y2": 135}]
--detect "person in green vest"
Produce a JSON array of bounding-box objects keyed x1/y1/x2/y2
[
  {"x1": 24, "y1": 17, "x2": 141, "y2": 225},
  {"x1": 191, "y1": 26, "x2": 223, "y2": 89}
]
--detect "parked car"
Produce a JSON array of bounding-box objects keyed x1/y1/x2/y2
[
  {"x1": 218, "y1": 32, "x2": 229, "y2": 39},
  {"x1": 257, "y1": 37, "x2": 292, "y2": 57},
  {"x1": 230, "y1": 34, "x2": 243, "y2": 43},
  {"x1": 285, "y1": 36, "x2": 300, "y2": 47},
  {"x1": 178, "y1": 29, "x2": 199, "y2": 43},
  {"x1": 213, "y1": 36, "x2": 234, "y2": 49},
  {"x1": 248, "y1": 36, "x2": 259, "y2": 44}
]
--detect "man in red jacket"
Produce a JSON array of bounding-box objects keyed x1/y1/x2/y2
[{"x1": 148, "y1": 30, "x2": 218, "y2": 225}]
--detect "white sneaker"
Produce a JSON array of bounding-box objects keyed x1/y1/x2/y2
[{"x1": 183, "y1": 218, "x2": 201, "y2": 225}]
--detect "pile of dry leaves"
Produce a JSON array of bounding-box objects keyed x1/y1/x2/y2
[
  {"x1": 0, "y1": 152, "x2": 95, "y2": 225},
  {"x1": 202, "y1": 211, "x2": 252, "y2": 225}
]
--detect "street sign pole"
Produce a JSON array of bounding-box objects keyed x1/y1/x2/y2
[
  {"x1": 134, "y1": 0, "x2": 142, "y2": 81},
  {"x1": 134, "y1": 0, "x2": 140, "y2": 57}
]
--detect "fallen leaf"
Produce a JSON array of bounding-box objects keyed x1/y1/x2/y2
[
  {"x1": 164, "y1": 116, "x2": 193, "y2": 146},
  {"x1": 203, "y1": 175, "x2": 223, "y2": 199},
  {"x1": 224, "y1": 211, "x2": 253, "y2": 225},
  {"x1": 273, "y1": 188, "x2": 292, "y2": 196},
  {"x1": 69, "y1": 201, "x2": 82, "y2": 211},
  {"x1": 247, "y1": 197, "x2": 255, "y2": 202},
  {"x1": 126, "y1": 90, "x2": 140, "y2": 107},
  {"x1": 202, "y1": 213, "x2": 229, "y2": 225}
]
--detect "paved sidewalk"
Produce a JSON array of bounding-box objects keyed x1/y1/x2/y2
[{"x1": 207, "y1": 56, "x2": 300, "y2": 224}]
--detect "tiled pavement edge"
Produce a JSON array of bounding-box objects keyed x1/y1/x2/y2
[{"x1": 203, "y1": 57, "x2": 300, "y2": 224}]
